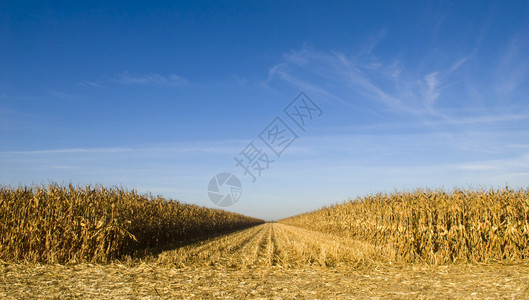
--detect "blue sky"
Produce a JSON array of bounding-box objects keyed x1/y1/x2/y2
[{"x1": 1, "y1": 1, "x2": 529, "y2": 220}]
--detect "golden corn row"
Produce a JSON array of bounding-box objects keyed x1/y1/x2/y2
[
  {"x1": 280, "y1": 188, "x2": 529, "y2": 264},
  {"x1": 0, "y1": 184, "x2": 263, "y2": 263}
]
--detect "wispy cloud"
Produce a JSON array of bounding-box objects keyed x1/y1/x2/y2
[
  {"x1": 112, "y1": 72, "x2": 189, "y2": 87},
  {"x1": 50, "y1": 90, "x2": 78, "y2": 100},
  {"x1": 449, "y1": 57, "x2": 469, "y2": 72},
  {"x1": 423, "y1": 72, "x2": 440, "y2": 105},
  {"x1": 0, "y1": 141, "x2": 245, "y2": 156},
  {"x1": 454, "y1": 154, "x2": 529, "y2": 173},
  {"x1": 1, "y1": 147, "x2": 135, "y2": 155},
  {"x1": 267, "y1": 62, "x2": 352, "y2": 107},
  {"x1": 79, "y1": 80, "x2": 102, "y2": 88},
  {"x1": 494, "y1": 32, "x2": 529, "y2": 99},
  {"x1": 266, "y1": 44, "x2": 472, "y2": 118}
]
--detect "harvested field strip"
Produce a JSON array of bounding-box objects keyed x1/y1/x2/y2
[{"x1": 155, "y1": 223, "x2": 385, "y2": 268}]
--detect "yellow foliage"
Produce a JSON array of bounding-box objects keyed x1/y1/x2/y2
[
  {"x1": 280, "y1": 188, "x2": 529, "y2": 264},
  {"x1": 0, "y1": 184, "x2": 263, "y2": 263}
]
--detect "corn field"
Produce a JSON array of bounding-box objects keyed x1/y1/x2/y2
[
  {"x1": 280, "y1": 188, "x2": 529, "y2": 264},
  {"x1": 0, "y1": 184, "x2": 263, "y2": 263}
]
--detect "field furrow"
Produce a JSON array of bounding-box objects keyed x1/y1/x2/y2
[
  {"x1": 154, "y1": 222, "x2": 386, "y2": 268},
  {"x1": 249, "y1": 223, "x2": 272, "y2": 266},
  {"x1": 157, "y1": 224, "x2": 263, "y2": 266}
]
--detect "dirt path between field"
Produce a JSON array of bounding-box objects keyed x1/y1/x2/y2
[{"x1": 1, "y1": 223, "x2": 528, "y2": 299}]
